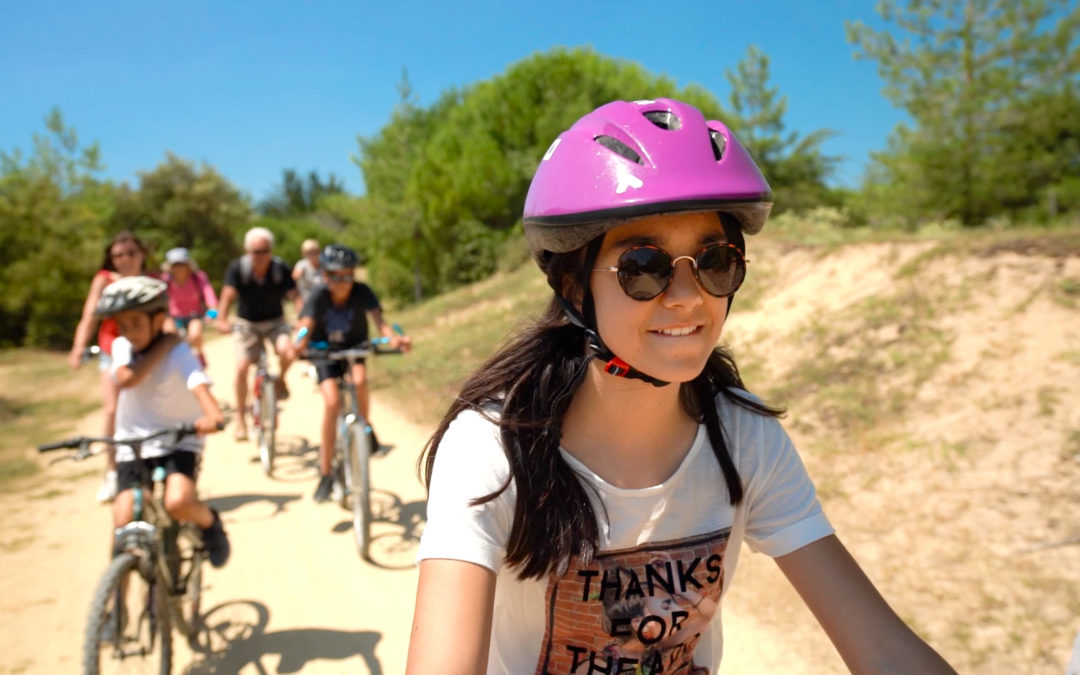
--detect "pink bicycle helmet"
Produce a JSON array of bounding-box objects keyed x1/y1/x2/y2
[{"x1": 523, "y1": 98, "x2": 772, "y2": 259}]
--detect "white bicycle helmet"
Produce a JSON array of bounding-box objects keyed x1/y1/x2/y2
[{"x1": 95, "y1": 276, "x2": 169, "y2": 316}]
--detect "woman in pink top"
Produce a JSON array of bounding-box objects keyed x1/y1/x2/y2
[
  {"x1": 164, "y1": 247, "x2": 218, "y2": 366},
  {"x1": 69, "y1": 231, "x2": 152, "y2": 503}
]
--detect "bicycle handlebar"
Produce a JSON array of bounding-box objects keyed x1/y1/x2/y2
[
  {"x1": 37, "y1": 421, "x2": 227, "y2": 456},
  {"x1": 302, "y1": 338, "x2": 404, "y2": 361}
]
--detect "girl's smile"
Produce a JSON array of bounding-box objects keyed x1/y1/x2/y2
[{"x1": 649, "y1": 324, "x2": 703, "y2": 337}]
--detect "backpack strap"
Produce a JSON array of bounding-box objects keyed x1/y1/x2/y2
[
  {"x1": 270, "y1": 256, "x2": 285, "y2": 285},
  {"x1": 239, "y1": 254, "x2": 254, "y2": 285},
  {"x1": 193, "y1": 270, "x2": 208, "y2": 312},
  {"x1": 239, "y1": 254, "x2": 285, "y2": 286}
]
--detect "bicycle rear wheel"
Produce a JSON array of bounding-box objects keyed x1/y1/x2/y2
[
  {"x1": 84, "y1": 552, "x2": 171, "y2": 674},
  {"x1": 258, "y1": 377, "x2": 276, "y2": 476},
  {"x1": 343, "y1": 422, "x2": 374, "y2": 560}
]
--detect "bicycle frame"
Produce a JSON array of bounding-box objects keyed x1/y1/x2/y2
[
  {"x1": 118, "y1": 463, "x2": 203, "y2": 638},
  {"x1": 251, "y1": 348, "x2": 278, "y2": 475},
  {"x1": 237, "y1": 322, "x2": 280, "y2": 476}
]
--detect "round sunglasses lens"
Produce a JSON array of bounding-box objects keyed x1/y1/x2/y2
[
  {"x1": 618, "y1": 248, "x2": 671, "y2": 300},
  {"x1": 696, "y1": 246, "x2": 745, "y2": 297}
]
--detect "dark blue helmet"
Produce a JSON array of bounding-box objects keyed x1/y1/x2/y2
[{"x1": 319, "y1": 244, "x2": 358, "y2": 271}]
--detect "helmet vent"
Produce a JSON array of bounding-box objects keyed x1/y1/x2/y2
[
  {"x1": 643, "y1": 110, "x2": 681, "y2": 130},
  {"x1": 594, "y1": 135, "x2": 643, "y2": 165},
  {"x1": 709, "y1": 129, "x2": 727, "y2": 161}
]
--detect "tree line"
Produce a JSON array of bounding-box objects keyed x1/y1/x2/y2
[{"x1": 2, "y1": 0, "x2": 1076, "y2": 348}]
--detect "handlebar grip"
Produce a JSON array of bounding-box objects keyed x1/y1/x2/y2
[
  {"x1": 206, "y1": 309, "x2": 218, "y2": 319},
  {"x1": 38, "y1": 439, "x2": 78, "y2": 452}
]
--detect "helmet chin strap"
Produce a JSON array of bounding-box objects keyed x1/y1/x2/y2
[{"x1": 555, "y1": 295, "x2": 671, "y2": 388}]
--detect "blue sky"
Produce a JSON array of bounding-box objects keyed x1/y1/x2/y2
[{"x1": 0, "y1": 1, "x2": 903, "y2": 203}]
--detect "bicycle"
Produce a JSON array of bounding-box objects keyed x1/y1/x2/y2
[
  {"x1": 303, "y1": 338, "x2": 401, "y2": 560},
  {"x1": 234, "y1": 322, "x2": 280, "y2": 477},
  {"x1": 39, "y1": 423, "x2": 220, "y2": 674},
  {"x1": 82, "y1": 345, "x2": 102, "y2": 364}
]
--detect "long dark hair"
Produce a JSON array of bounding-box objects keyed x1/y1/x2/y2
[
  {"x1": 421, "y1": 217, "x2": 783, "y2": 580},
  {"x1": 100, "y1": 231, "x2": 150, "y2": 273}
]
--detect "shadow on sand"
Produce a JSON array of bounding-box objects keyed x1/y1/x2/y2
[
  {"x1": 245, "y1": 434, "x2": 320, "y2": 484},
  {"x1": 205, "y1": 493, "x2": 302, "y2": 521},
  {"x1": 186, "y1": 599, "x2": 382, "y2": 674},
  {"x1": 331, "y1": 488, "x2": 426, "y2": 570}
]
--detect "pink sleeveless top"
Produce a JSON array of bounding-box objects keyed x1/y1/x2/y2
[{"x1": 167, "y1": 270, "x2": 218, "y2": 318}]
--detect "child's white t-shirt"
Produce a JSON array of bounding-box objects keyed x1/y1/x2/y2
[
  {"x1": 417, "y1": 391, "x2": 834, "y2": 674},
  {"x1": 110, "y1": 337, "x2": 211, "y2": 462}
]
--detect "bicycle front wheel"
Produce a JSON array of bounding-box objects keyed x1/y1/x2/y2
[
  {"x1": 84, "y1": 552, "x2": 172, "y2": 675},
  {"x1": 344, "y1": 422, "x2": 374, "y2": 560},
  {"x1": 258, "y1": 378, "x2": 276, "y2": 476},
  {"x1": 175, "y1": 526, "x2": 205, "y2": 649}
]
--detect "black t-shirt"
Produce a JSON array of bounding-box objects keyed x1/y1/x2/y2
[
  {"x1": 223, "y1": 256, "x2": 296, "y2": 321},
  {"x1": 299, "y1": 282, "x2": 381, "y2": 346}
]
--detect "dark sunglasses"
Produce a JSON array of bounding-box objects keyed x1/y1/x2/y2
[
  {"x1": 326, "y1": 272, "x2": 353, "y2": 283},
  {"x1": 248, "y1": 248, "x2": 271, "y2": 255},
  {"x1": 594, "y1": 243, "x2": 747, "y2": 301},
  {"x1": 111, "y1": 248, "x2": 139, "y2": 259}
]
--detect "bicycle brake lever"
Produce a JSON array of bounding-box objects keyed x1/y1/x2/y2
[{"x1": 76, "y1": 439, "x2": 93, "y2": 461}]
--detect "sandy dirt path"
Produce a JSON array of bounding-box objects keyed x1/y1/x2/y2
[{"x1": 0, "y1": 332, "x2": 812, "y2": 674}]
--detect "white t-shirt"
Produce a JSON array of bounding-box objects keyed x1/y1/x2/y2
[
  {"x1": 417, "y1": 390, "x2": 833, "y2": 674},
  {"x1": 110, "y1": 337, "x2": 211, "y2": 462}
]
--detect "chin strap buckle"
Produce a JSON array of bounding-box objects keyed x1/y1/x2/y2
[{"x1": 603, "y1": 356, "x2": 632, "y2": 377}]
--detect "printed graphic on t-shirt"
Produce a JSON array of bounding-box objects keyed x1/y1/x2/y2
[
  {"x1": 534, "y1": 528, "x2": 730, "y2": 674},
  {"x1": 325, "y1": 304, "x2": 356, "y2": 344}
]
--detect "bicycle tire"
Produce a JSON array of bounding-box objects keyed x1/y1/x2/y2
[
  {"x1": 175, "y1": 526, "x2": 205, "y2": 649},
  {"x1": 84, "y1": 552, "x2": 172, "y2": 675},
  {"x1": 345, "y1": 422, "x2": 374, "y2": 560},
  {"x1": 333, "y1": 413, "x2": 348, "y2": 508},
  {"x1": 258, "y1": 378, "x2": 276, "y2": 476}
]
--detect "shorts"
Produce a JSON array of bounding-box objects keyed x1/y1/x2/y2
[
  {"x1": 116, "y1": 451, "x2": 199, "y2": 492},
  {"x1": 98, "y1": 352, "x2": 113, "y2": 373},
  {"x1": 313, "y1": 358, "x2": 365, "y2": 384},
  {"x1": 234, "y1": 317, "x2": 290, "y2": 362},
  {"x1": 172, "y1": 314, "x2": 202, "y2": 333}
]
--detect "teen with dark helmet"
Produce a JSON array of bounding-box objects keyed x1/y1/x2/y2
[{"x1": 287, "y1": 244, "x2": 411, "y2": 502}]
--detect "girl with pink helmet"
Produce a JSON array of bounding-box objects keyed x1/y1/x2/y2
[{"x1": 407, "y1": 99, "x2": 953, "y2": 673}]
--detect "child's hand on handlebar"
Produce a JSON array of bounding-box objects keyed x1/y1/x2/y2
[
  {"x1": 390, "y1": 333, "x2": 412, "y2": 353},
  {"x1": 215, "y1": 317, "x2": 232, "y2": 334},
  {"x1": 194, "y1": 415, "x2": 227, "y2": 435},
  {"x1": 284, "y1": 343, "x2": 300, "y2": 362}
]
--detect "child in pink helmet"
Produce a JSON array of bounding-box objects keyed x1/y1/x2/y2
[{"x1": 407, "y1": 99, "x2": 953, "y2": 673}]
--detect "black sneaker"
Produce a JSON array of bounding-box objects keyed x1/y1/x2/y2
[
  {"x1": 201, "y1": 509, "x2": 231, "y2": 568},
  {"x1": 313, "y1": 474, "x2": 334, "y2": 502},
  {"x1": 365, "y1": 424, "x2": 386, "y2": 456}
]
